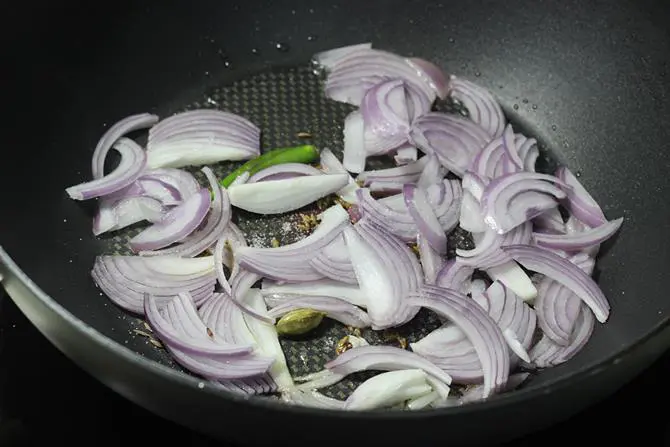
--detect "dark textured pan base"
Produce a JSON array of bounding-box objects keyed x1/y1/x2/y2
[{"x1": 97, "y1": 64, "x2": 546, "y2": 400}]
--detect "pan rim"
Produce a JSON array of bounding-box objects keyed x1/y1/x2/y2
[{"x1": 0, "y1": 245, "x2": 667, "y2": 419}]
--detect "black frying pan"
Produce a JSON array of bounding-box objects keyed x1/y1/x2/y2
[{"x1": 1, "y1": 1, "x2": 669, "y2": 445}]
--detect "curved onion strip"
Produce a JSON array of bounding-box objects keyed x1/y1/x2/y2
[
  {"x1": 481, "y1": 172, "x2": 568, "y2": 234},
  {"x1": 417, "y1": 234, "x2": 444, "y2": 284},
  {"x1": 408, "y1": 285, "x2": 509, "y2": 396},
  {"x1": 228, "y1": 173, "x2": 349, "y2": 215},
  {"x1": 362, "y1": 79, "x2": 411, "y2": 155},
  {"x1": 356, "y1": 188, "x2": 416, "y2": 241},
  {"x1": 213, "y1": 236, "x2": 233, "y2": 296},
  {"x1": 310, "y1": 235, "x2": 357, "y2": 284},
  {"x1": 555, "y1": 166, "x2": 607, "y2": 228},
  {"x1": 325, "y1": 345, "x2": 452, "y2": 396},
  {"x1": 244, "y1": 290, "x2": 294, "y2": 392},
  {"x1": 139, "y1": 168, "x2": 201, "y2": 202},
  {"x1": 345, "y1": 370, "x2": 433, "y2": 410},
  {"x1": 462, "y1": 171, "x2": 490, "y2": 201},
  {"x1": 319, "y1": 148, "x2": 359, "y2": 203},
  {"x1": 231, "y1": 270, "x2": 275, "y2": 324},
  {"x1": 91, "y1": 113, "x2": 158, "y2": 179},
  {"x1": 282, "y1": 389, "x2": 346, "y2": 410},
  {"x1": 201, "y1": 293, "x2": 254, "y2": 346},
  {"x1": 435, "y1": 260, "x2": 474, "y2": 294},
  {"x1": 247, "y1": 163, "x2": 323, "y2": 183},
  {"x1": 457, "y1": 222, "x2": 532, "y2": 269},
  {"x1": 129, "y1": 188, "x2": 210, "y2": 252},
  {"x1": 140, "y1": 167, "x2": 231, "y2": 257},
  {"x1": 502, "y1": 245, "x2": 610, "y2": 322},
  {"x1": 516, "y1": 135, "x2": 539, "y2": 172},
  {"x1": 449, "y1": 76, "x2": 505, "y2": 138},
  {"x1": 267, "y1": 295, "x2": 370, "y2": 328},
  {"x1": 357, "y1": 156, "x2": 429, "y2": 185},
  {"x1": 91, "y1": 255, "x2": 215, "y2": 314},
  {"x1": 535, "y1": 278, "x2": 580, "y2": 346},
  {"x1": 501, "y1": 124, "x2": 524, "y2": 170},
  {"x1": 67, "y1": 138, "x2": 147, "y2": 200},
  {"x1": 356, "y1": 218, "x2": 423, "y2": 326},
  {"x1": 403, "y1": 183, "x2": 447, "y2": 254},
  {"x1": 144, "y1": 293, "x2": 251, "y2": 356},
  {"x1": 216, "y1": 375, "x2": 277, "y2": 396},
  {"x1": 342, "y1": 111, "x2": 367, "y2": 173},
  {"x1": 533, "y1": 207, "x2": 565, "y2": 234},
  {"x1": 409, "y1": 112, "x2": 491, "y2": 177},
  {"x1": 406, "y1": 57, "x2": 450, "y2": 99},
  {"x1": 529, "y1": 303, "x2": 595, "y2": 368},
  {"x1": 394, "y1": 145, "x2": 418, "y2": 165},
  {"x1": 324, "y1": 48, "x2": 438, "y2": 105},
  {"x1": 312, "y1": 43, "x2": 373, "y2": 71},
  {"x1": 533, "y1": 217, "x2": 623, "y2": 251},
  {"x1": 93, "y1": 196, "x2": 165, "y2": 236},
  {"x1": 261, "y1": 279, "x2": 368, "y2": 309}
]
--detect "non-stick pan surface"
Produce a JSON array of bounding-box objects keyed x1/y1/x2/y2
[{"x1": 1, "y1": 0, "x2": 669, "y2": 445}]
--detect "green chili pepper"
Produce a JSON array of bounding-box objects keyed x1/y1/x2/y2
[{"x1": 220, "y1": 144, "x2": 319, "y2": 188}]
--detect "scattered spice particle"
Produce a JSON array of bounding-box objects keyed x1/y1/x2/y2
[
  {"x1": 296, "y1": 213, "x2": 319, "y2": 232},
  {"x1": 143, "y1": 322, "x2": 152, "y2": 332},
  {"x1": 133, "y1": 329, "x2": 153, "y2": 338},
  {"x1": 336, "y1": 335, "x2": 354, "y2": 355},
  {"x1": 409, "y1": 243, "x2": 420, "y2": 255},
  {"x1": 150, "y1": 339, "x2": 164, "y2": 349},
  {"x1": 206, "y1": 327, "x2": 214, "y2": 338},
  {"x1": 333, "y1": 196, "x2": 352, "y2": 209},
  {"x1": 297, "y1": 131, "x2": 312, "y2": 138}
]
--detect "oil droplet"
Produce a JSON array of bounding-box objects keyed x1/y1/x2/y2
[
  {"x1": 251, "y1": 48, "x2": 259, "y2": 55},
  {"x1": 206, "y1": 97, "x2": 218, "y2": 106},
  {"x1": 513, "y1": 104, "x2": 519, "y2": 110},
  {"x1": 551, "y1": 124, "x2": 557, "y2": 131},
  {"x1": 307, "y1": 35, "x2": 318, "y2": 42},
  {"x1": 448, "y1": 37, "x2": 455, "y2": 43},
  {"x1": 275, "y1": 42, "x2": 290, "y2": 52},
  {"x1": 575, "y1": 170, "x2": 582, "y2": 177},
  {"x1": 474, "y1": 71, "x2": 481, "y2": 77},
  {"x1": 291, "y1": 9, "x2": 296, "y2": 14},
  {"x1": 204, "y1": 71, "x2": 210, "y2": 77},
  {"x1": 532, "y1": 104, "x2": 538, "y2": 110},
  {"x1": 309, "y1": 8, "x2": 315, "y2": 13},
  {"x1": 522, "y1": 98, "x2": 529, "y2": 104}
]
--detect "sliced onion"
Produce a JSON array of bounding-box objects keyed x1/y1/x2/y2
[
  {"x1": 216, "y1": 375, "x2": 277, "y2": 396},
  {"x1": 261, "y1": 278, "x2": 368, "y2": 308},
  {"x1": 325, "y1": 345, "x2": 453, "y2": 397},
  {"x1": 516, "y1": 135, "x2": 539, "y2": 172},
  {"x1": 156, "y1": 293, "x2": 273, "y2": 380},
  {"x1": 529, "y1": 303, "x2": 595, "y2": 368},
  {"x1": 200, "y1": 293, "x2": 254, "y2": 345},
  {"x1": 228, "y1": 173, "x2": 349, "y2": 215},
  {"x1": 501, "y1": 124, "x2": 524, "y2": 170},
  {"x1": 416, "y1": 155, "x2": 448, "y2": 190},
  {"x1": 91, "y1": 113, "x2": 158, "y2": 179},
  {"x1": 356, "y1": 188, "x2": 416, "y2": 241},
  {"x1": 481, "y1": 172, "x2": 568, "y2": 234},
  {"x1": 129, "y1": 188, "x2": 211, "y2": 252},
  {"x1": 324, "y1": 48, "x2": 439, "y2": 105},
  {"x1": 237, "y1": 205, "x2": 350, "y2": 282},
  {"x1": 534, "y1": 278, "x2": 581, "y2": 346},
  {"x1": 93, "y1": 196, "x2": 165, "y2": 236},
  {"x1": 406, "y1": 57, "x2": 450, "y2": 100},
  {"x1": 533, "y1": 217, "x2": 623, "y2": 251},
  {"x1": 555, "y1": 166, "x2": 607, "y2": 228},
  {"x1": 267, "y1": 295, "x2": 370, "y2": 328},
  {"x1": 342, "y1": 111, "x2": 367, "y2": 173},
  {"x1": 394, "y1": 145, "x2": 418, "y2": 165},
  {"x1": 247, "y1": 163, "x2": 323, "y2": 183},
  {"x1": 448, "y1": 76, "x2": 505, "y2": 138},
  {"x1": 345, "y1": 369, "x2": 434, "y2": 410},
  {"x1": 354, "y1": 218, "x2": 423, "y2": 327},
  {"x1": 485, "y1": 260, "x2": 537, "y2": 302},
  {"x1": 91, "y1": 255, "x2": 215, "y2": 314},
  {"x1": 357, "y1": 156, "x2": 429, "y2": 185},
  {"x1": 459, "y1": 192, "x2": 487, "y2": 233},
  {"x1": 67, "y1": 138, "x2": 147, "y2": 200},
  {"x1": 319, "y1": 148, "x2": 359, "y2": 203},
  {"x1": 533, "y1": 207, "x2": 565, "y2": 234},
  {"x1": 454, "y1": 373, "x2": 530, "y2": 405},
  {"x1": 428, "y1": 179, "x2": 463, "y2": 233},
  {"x1": 144, "y1": 292, "x2": 251, "y2": 356},
  {"x1": 312, "y1": 42, "x2": 372, "y2": 71},
  {"x1": 417, "y1": 234, "x2": 444, "y2": 284},
  {"x1": 310, "y1": 235, "x2": 357, "y2": 284},
  {"x1": 435, "y1": 260, "x2": 474, "y2": 294},
  {"x1": 146, "y1": 110, "x2": 260, "y2": 169},
  {"x1": 461, "y1": 171, "x2": 490, "y2": 201},
  {"x1": 138, "y1": 168, "x2": 201, "y2": 203},
  {"x1": 140, "y1": 167, "x2": 232, "y2": 257},
  {"x1": 244, "y1": 289, "x2": 294, "y2": 392},
  {"x1": 213, "y1": 236, "x2": 233, "y2": 296},
  {"x1": 502, "y1": 245, "x2": 610, "y2": 322},
  {"x1": 409, "y1": 112, "x2": 491, "y2": 177},
  {"x1": 408, "y1": 285, "x2": 509, "y2": 396},
  {"x1": 230, "y1": 269, "x2": 275, "y2": 324},
  {"x1": 403, "y1": 184, "x2": 447, "y2": 254},
  {"x1": 457, "y1": 221, "x2": 532, "y2": 269},
  {"x1": 362, "y1": 79, "x2": 411, "y2": 155},
  {"x1": 282, "y1": 389, "x2": 346, "y2": 410}
]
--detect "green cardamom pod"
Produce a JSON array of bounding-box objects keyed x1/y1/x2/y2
[{"x1": 276, "y1": 308, "x2": 326, "y2": 336}]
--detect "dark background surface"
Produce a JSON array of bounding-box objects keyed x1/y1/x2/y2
[{"x1": 0, "y1": 291, "x2": 667, "y2": 446}]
